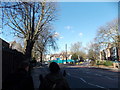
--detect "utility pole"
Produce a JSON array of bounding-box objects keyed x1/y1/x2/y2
[{"x1": 66, "y1": 44, "x2": 67, "y2": 63}]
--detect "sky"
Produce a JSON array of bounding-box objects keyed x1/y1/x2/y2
[
  {"x1": 51, "y1": 2, "x2": 118, "y2": 53},
  {"x1": 0, "y1": 2, "x2": 118, "y2": 54}
]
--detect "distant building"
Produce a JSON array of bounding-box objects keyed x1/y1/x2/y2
[
  {"x1": 45, "y1": 52, "x2": 72, "y2": 61},
  {"x1": 44, "y1": 54, "x2": 51, "y2": 61},
  {"x1": 100, "y1": 43, "x2": 120, "y2": 61},
  {"x1": 105, "y1": 43, "x2": 112, "y2": 60},
  {"x1": 118, "y1": 46, "x2": 120, "y2": 61},
  {"x1": 9, "y1": 41, "x2": 23, "y2": 53},
  {"x1": 100, "y1": 50, "x2": 106, "y2": 60}
]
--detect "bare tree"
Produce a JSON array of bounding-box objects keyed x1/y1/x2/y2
[
  {"x1": 70, "y1": 42, "x2": 82, "y2": 54},
  {"x1": 33, "y1": 26, "x2": 58, "y2": 64},
  {"x1": 70, "y1": 42, "x2": 87, "y2": 60},
  {"x1": 95, "y1": 19, "x2": 120, "y2": 60},
  {"x1": 87, "y1": 42, "x2": 100, "y2": 60},
  {"x1": 1, "y1": 1, "x2": 58, "y2": 60},
  {"x1": 95, "y1": 19, "x2": 119, "y2": 48}
]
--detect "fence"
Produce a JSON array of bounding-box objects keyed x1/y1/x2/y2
[{"x1": 2, "y1": 47, "x2": 26, "y2": 81}]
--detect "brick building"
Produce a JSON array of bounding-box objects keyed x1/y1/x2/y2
[{"x1": 100, "y1": 43, "x2": 120, "y2": 61}]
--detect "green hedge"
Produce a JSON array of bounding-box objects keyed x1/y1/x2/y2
[
  {"x1": 90, "y1": 60, "x2": 96, "y2": 66},
  {"x1": 96, "y1": 60, "x2": 113, "y2": 66},
  {"x1": 96, "y1": 60, "x2": 105, "y2": 65},
  {"x1": 104, "y1": 61, "x2": 113, "y2": 66}
]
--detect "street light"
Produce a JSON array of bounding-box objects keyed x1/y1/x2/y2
[{"x1": 66, "y1": 44, "x2": 67, "y2": 63}]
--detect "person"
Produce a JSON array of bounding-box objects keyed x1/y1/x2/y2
[
  {"x1": 2, "y1": 61, "x2": 34, "y2": 90},
  {"x1": 39, "y1": 62, "x2": 70, "y2": 90}
]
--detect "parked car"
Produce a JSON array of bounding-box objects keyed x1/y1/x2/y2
[
  {"x1": 42, "y1": 61, "x2": 48, "y2": 66},
  {"x1": 44, "y1": 61, "x2": 48, "y2": 65}
]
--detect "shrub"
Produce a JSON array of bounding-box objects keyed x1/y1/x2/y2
[
  {"x1": 96, "y1": 60, "x2": 104, "y2": 65},
  {"x1": 90, "y1": 60, "x2": 96, "y2": 66},
  {"x1": 96, "y1": 60, "x2": 100, "y2": 65},
  {"x1": 104, "y1": 61, "x2": 113, "y2": 66},
  {"x1": 71, "y1": 53, "x2": 78, "y2": 60}
]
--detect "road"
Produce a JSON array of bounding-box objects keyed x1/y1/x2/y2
[
  {"x1": 31, "y1": 65, "x2": 119, "y2": 90},
  {"x1": 62, "y1": 67, "x2": 119, "y2": 89}
]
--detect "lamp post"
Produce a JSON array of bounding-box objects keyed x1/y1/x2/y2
[
  {"x1": 49, "y1": 45, "x2": 51, "y2": 60},
  {"x1": 66, "y1": 44, "x2": 67, "y2": 63}
]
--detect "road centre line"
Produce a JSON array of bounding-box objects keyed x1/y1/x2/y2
[
  {"x1": 95, "y1": 74, "x2": 116, "y2": 80},
  {"x1": 95, "y1": 74, "x2": 102, "y2": 76},
  {"x1": 105, "y1": 76, "x2": 116, "y2": 80},
  {"x1": 80, "y1": 78, "x2": 87, "y2": 83},
  {"x1": 67, "y1": 73, "x2": 106, "y2": 89},
  {"x1": 67, "y1": 69, "x2": 116, "y2": 81},
  {"x1": 85, "y1": 72, "x2": 91, "y2": 74},
  {"x1": 87, "y1": 83, "x2": 107, "y2": 89},
  {"x1": 67, "y1": 73, "x2": 87, "y2": 83},
  {"x1": 67, "y1": 73, "x2": 71, "y2": 76}
]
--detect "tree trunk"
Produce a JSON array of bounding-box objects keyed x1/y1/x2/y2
[
  {"x1": 25, "y1": 40, "x2": 35, "y2": 61},
  {"x1": 118, "y1": 42, "x2": 120, "y2": 61},
  {"x1": 40, "y1": 51, "x2": 43, "y2": 66}
]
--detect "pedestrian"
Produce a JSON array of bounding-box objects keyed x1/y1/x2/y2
[
  {"x1": 2, "y1": 61, "x2": 34, "y2": 90},
  {"x1": 39, "y1": 62, "x2": 70, "y2": 90}
]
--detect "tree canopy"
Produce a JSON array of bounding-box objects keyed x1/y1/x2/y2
[{"x1": 1, "y1": 1, "x2": 58, "y2": 59}]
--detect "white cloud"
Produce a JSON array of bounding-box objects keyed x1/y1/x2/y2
[
  {"x1": 60, "y1": 36, "x2": 64, "y2": 39},
  {"x1": 64, "y1": 25, "x2": 75, "y2": 33},
  {"x1": 79, "y1": 33, "x2": 83, "y2": 36},
  {"x1": 53, "y1": 32, "x2": 64, "y2": 39},
  {"x1": 53, "y1": 32, "x2": 60, "y2": 37},
  {"x1": 65, "y1": 26, "x2": 72, "y2": 30}
]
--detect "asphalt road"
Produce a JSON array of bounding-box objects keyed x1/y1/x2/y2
[
  {"x1": 31, "y1": 65, "x2": 120, "y2": 90},
  {"x1": 62, "y1": 67, "x2": 119, "y2": 90}
]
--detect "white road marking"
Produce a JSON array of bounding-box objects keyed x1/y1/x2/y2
[
  {"x1": 67, "y1": 73, "x2": 71, "y2": 76},
  {"x1": 67, "y1": 72, "x2": 106, "y2": 89},
  {"x1": 105, "y1": 76, "x2": 116, "y2": 80},
  {"x1": 80, "y1": 78, "x2": 87, "y2": 83},
  {"x1": 67, "y1": 73, "x2": 89, "y2": 83},
  {"x1": 94, "y1": 74, "x2": 116, "y2": 81},
  {"x1": 87, "y1": 83, "x2": 106, "y2": 89},
  {"x1": 95, "y1": 74, "x2": 102, "y2": 76},
  {"x1": 94, "y1": 73, "x2": 116, "y2": 81}
]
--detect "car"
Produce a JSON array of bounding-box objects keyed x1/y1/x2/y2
[
  {"x1": 42, "y1": 61, "x2": 48, "y2": 66},
  {"x1": 44, "y1": 61, "x2": 48, "y2": 65},
  {"x1": 80, "y1": 62, "x2": 83, "y2": 64}
]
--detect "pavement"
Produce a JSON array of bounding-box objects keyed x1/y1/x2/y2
[
  {"x1": 31, "y1": 66, "x2": 49, "y2": 90},
  {"x1": 88, "y1": 66, "x2": 120, "y2": 72}
]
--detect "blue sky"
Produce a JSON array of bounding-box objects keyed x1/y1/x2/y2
[
  {"x1": 0, "y1": 2, "x2": 118, "y2": 54},
  {"x1": 52, "y1": 2, "x2": 118, "y2": 53}
]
